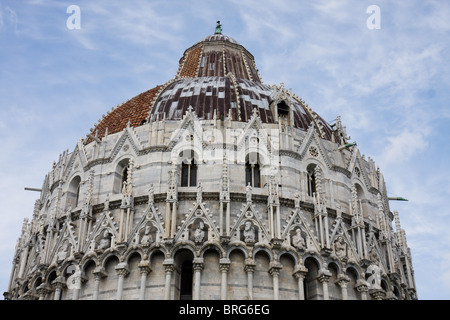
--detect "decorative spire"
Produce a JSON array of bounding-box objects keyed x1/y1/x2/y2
[{"x1": 215, "y1": 20, "x2": 222, "y2": 34}]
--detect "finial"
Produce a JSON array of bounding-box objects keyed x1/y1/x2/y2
[{"x1": 215, "y1": 21, "x2": 222, "y2": 34}]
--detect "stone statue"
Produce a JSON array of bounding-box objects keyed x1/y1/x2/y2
[
  {"x1": 140, "y1": 225, "x2": 153, "y2": 246},
  {"x1": 98, "y1": 229, "x2": 111, "y2": 250},
  {"x1": 194, "y1": 221, "x2": 205, "y2": 243},
  {"x1": 215, "y1": 21, "x2": 222, "y2": 34},
  {"x1": 148, "y1": 184, "x2": 154, "y2": 205},
  {"x1": 294, "y1": 192, "x2": 300, "y2": 208},
  {"x1": 196, "y1": 182, "x2": 203, "y2": 203},
  {"x1": 243, "y1": 221, "x2": 255, "y2": 242},
  {"x1": 292, "y1": 228, "x2": 305, "y2": 249},
  {"x1": 246, "y1": 183, "x2": 252, "y2": 202},
  {"x1": 57, "y1": 241, "x2": 69, "y2": 262},
  {"x1": 334, "y1": 235, "x2": 348, "y2": 259}
]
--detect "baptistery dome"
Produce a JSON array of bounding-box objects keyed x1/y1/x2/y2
[{"x1": 5, "y1": 24, "x2": 417, "y2": 301}]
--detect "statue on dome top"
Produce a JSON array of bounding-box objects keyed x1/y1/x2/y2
[{"x1": 215, "y1": 21, "x2": 222, "y2": 34}]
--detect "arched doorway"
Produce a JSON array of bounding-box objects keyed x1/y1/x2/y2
[
  {"x1": 174, "y1": 249, "x2": 195, "y2": 300},
  {"x1": 180, "y1": 260, "x2": 193, "y2": 300}
]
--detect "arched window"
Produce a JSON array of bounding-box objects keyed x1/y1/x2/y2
[
  {"x1": 67, "y1": 176, "x2": 81, "y2": 209},
  {"x1": 113, "y1": 158, "x2": 131, "y2": 194},
  {"x1": 181, "y1": 160, "x2": 197, "y2": 187},
  {"x1": 277, "y1": 100, "x2": 290, "y2": 117},
  {"x1": 245, "y1": 153, "x2": 261, "y2": 188},
  {"x1": 307, "y1": 164, "x2": 317, "y2": 197},
  {"x1": 121, "y1": 166, "x2": 129, "y2": 188},
  {"x1": 180, "y1": 150, "x2": 198, "y2": 187},
  {"x1": 245, "y1": 162, "x2": 261, "y2": 188}
]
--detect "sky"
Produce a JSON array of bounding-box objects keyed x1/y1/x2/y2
[{"x1": 0, "y1": 0, "x2": 449, "y2": 300}]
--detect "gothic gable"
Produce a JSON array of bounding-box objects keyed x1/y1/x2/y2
[
  {"x1": 282, "y1": 207, "x2": 320, "y2": 253},
  {"x1": 229, "y1": 201, "x2": 270, "y2": 244}
]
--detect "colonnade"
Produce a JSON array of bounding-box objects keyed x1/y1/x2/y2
[{"x1": 46, "y1": 255, "x2": 371, "y2": 300}]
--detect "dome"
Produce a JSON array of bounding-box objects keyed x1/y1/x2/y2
[
  {"x1": 6, "y1": 24, "x2": 417, "y2": 301},
  {"x1": 201, "y1": 33, "x2": 240, "y2": 44},
  {"x1": 86, "y1": 29, "x2": 337, "y2": 144}
]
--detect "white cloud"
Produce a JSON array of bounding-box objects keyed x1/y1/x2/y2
[{"x1": 381, "y1": 129, "x2": 429, "y2": 164}]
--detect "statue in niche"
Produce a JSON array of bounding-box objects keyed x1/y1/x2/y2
[
  {"x1": 292, "y1": 228, "x2": 305, "y2": 249},
  {"x1": 98, "y1": 229, "x2": 111, "y2": 250},
  {"x1": 140, "y1": 225, "x2": 153, "y2": 247},
  {"x1": 57, "y1": 241, "x2": 69, "y2": 262},
  {"x1": 243, "y1": 220, "x2": 256, "y2": 242},
  {"x1": 194, "y1": 221, "x2": 205, "y2": 244},
  {"x1": 334, "y1": 235, "x2": 348, "y2": 259}
]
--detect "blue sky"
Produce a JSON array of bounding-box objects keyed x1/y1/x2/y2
[{"x1": 1, "y1": 0, "x2": 449, "y2": 300}]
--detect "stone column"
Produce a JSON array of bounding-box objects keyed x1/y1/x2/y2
[
  {"x1": 138, "y1": 260, "x2": 152, "y2": 300},
  {"x1": 355, "y1": 279, "x2": 369, "y2": 300},
  {"x1": 336, "y1": 274, "x2": 350, "y2": 300},
  {"x1": 51, "y1": 276, "x2": 66, "y2": 300},
  {"x1": 269, "y1": 262, "x2": 282, "y2": 300},
  {"x1": 317, "y1": 269, "x2": 332, "y2": 300},
  {"x1": 193, "y1": 258, "x2": 204, "y2": 300},
  {"x1": 244, "y1": 259, "x2": 256, "y2": 300},
  {"x1": 163, "y1": 259, "x2": 174, "y2": 300},
  {"x1": 219, "y1": 258, "x2": 230, "y2": 300},
  {"x1": 36, "y1": 284, "x2": 50, "y2": 300},
  {"x1": 71, "y1": 269, "x2": 84, "y2": 300},
  {"x1": 115, "y1": 263, "x2": 130, "y2": 300},
  {"x1": 293, "y1": 265, "x2": 308, "y2": 300},
  {"x1": 92, "y1": 267, "x2": 106, "y2": 300}
]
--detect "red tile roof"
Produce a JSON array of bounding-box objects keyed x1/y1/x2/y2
[{"x1": 85, "y1": 85, "x2": 161, "y2": 144}]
